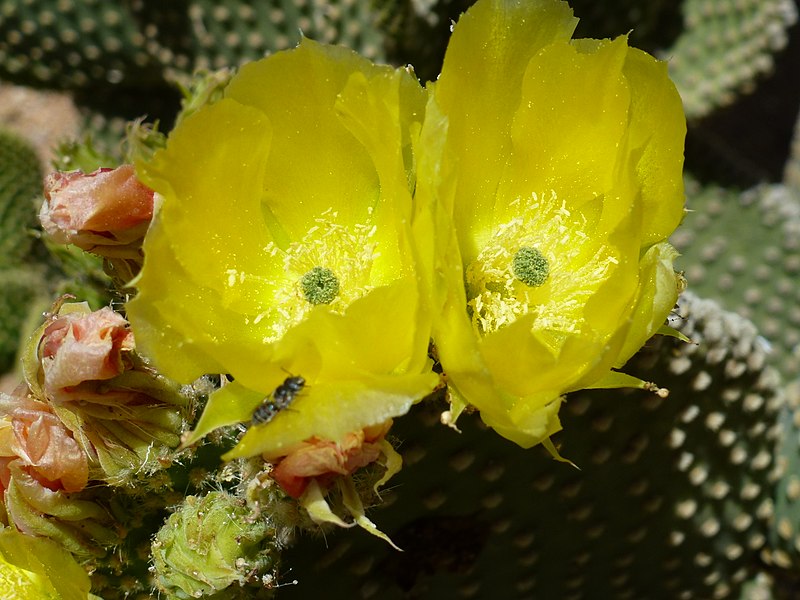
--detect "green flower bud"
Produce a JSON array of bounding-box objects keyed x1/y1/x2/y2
[{"x1": 151, "y1": 492, "x2": 281, "y2": 599}]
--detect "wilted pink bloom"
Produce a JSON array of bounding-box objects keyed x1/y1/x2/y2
[
  {"x1": 271, "y1": 422, "x2": 392, "y2": 498},
  {"x1": 40, "y1": 165, "x2": 154, "y2": 258},
  {"x1": 0, "y1": 385, "x2": 88, "y2": 494},
  {"x1": 41, "y1": 306, "x2": 135, "y2": 402}
]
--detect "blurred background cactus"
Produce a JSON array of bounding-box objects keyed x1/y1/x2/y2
[
  {"x1": 2, "y1": 0, "x2": 800, "y2": 598},
  {"x1": 0, "y1": 128, "x2": 43, "y2": 373}
]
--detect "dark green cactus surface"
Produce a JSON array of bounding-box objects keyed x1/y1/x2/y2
[
  {"x1": 0, "y1": 128, "x2": 42, "y2": 265},
  {"x1": 0, "y1": 266, "x2": 45, "y2": 374},
  {"x1": 0, "y1": 129, "x2": 43, "y2": 372},
  {"x1": 672, "y1": 179, "x2": 800, "y2": 381},
  {"x1": 767, "y1": 386, "x2": 800, "y2": 592},
  {"x1": 666, "y1": 0, "x2": 797, "y2": 119},
  {"x1": 0, "y1": 0, "x2": 161, "y2": 89},
  {"x1": 138, "y1": 0, "x2": 388, "y2": 76}
]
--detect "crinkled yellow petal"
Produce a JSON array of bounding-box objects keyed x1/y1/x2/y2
[
  {"x1": 129, "y1": 98, "x2": 276, "y2": 383},
  {"x1": 496, "y1": 36, "x2": 633, "y2": 226},
  {"x1": 127, "y1": 228, "x2": 252, "y2": 383},
  {"x1": 614, "y1": 242, "x2": 682, "y2": 368},
  {"x1": 487, "y1": 391, "x2": 563, "y2": 449},
  {"x1": 334, "y1": 66, "x2": 426, "y2": 285},
  {"x1": 225, "y1": 39, "x2": 416, "y2": 243},
  {"x1": 621, "y1": 49, "x2": 686, "y2": 246},
  {"x1": 275, "y1": 282, "x2": 429, "y2": 381},
  {"x1": 432, "y1": 0, "x2": 577, "y2": 255},
  {"x1": 139, "y1": 100, "x2": 275, "y2": 308}
]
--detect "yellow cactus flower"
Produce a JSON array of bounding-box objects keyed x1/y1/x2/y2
[
  {"x1": 127, "y1": 39, "x2": 438, "y2": 460},
  {"x1": 416, "y1": 0, "x2": 686, "y2": 448}
]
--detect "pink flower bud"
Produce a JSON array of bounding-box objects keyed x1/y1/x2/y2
[
  {"x1": 0, "y1": 386, "x2": 88, "y2": 494},
  {"x1": 41, "y1": 306, "x2": 134, "y2": 401},
  {"x1": 271, "y1": 422, "x2": 391, "y2": 498},
  {"x1": 40, "y1": 165, "x2": 154, "y2": 258},
  {"x1": 22, "y1": 303, "x2": 191, "y2": 486}
]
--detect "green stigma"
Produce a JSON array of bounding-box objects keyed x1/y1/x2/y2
[
  {"x1": 512, "y1": 247, "x2": 549, "y2": 287},
  {"x1": 300, "y1": 266, "x2": 340, "y2": 305}
]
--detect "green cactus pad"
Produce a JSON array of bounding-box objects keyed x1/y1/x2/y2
[
  {"x1": 0, "y1": 129, "x2": 45, "y2": 373},
  {"x1": 0, "y1": 128, "x2": 42, "y2": 267},
  {"x1": 764, "y1": 384, "x2": 800, "y2": 589},
  {"x1": 0, "y1": 268, "x2": 45, "y2": 374},
  {"x1": 137, "y1": 0, "x2": 387, "y2": 81},
  {"x1": 672, "y1": 178, "x2": 800, "y2": 381},
  {"x1": 0, "y1": 0, "x2": 163, "y2": 89},
  {"x1": 665, "y1": 0, "x2": 798, "y2": 120}
]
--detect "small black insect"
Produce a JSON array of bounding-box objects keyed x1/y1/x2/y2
[{"x1": 251, "y1": 375, "x2": 306, "y2": 426}]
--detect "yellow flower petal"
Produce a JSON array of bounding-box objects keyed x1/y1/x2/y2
[
  {"x1": 432, "y1": 0, "x2": 578, "y2": 246},
  {"x1": 497, "y1": 36, "x2": 633, "y2": 223},
  {"x1": 621, "y1": 49, "x2": 687, "y2": 245},
  {"x1": 129, "y1": 98, "x2": 276, "y2": 383},
  {"x1": 224, "y1": 40, "x2": 413, "y2": 242},
  {"x1": 226, "y1": 372, "x2": 437, "y2": 461},
  {"x1": 614, "y1": 242, "x2": 682, "y2": 367},
  {"x1": 0, "y1": 528, "x2": 94, "y2": 600}
]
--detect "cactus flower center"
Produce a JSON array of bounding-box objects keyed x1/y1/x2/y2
[
  {"x1": 465, "y1": 190, "x2": 618, "y2": 344},
  {"x1": 300, "y1": 266, "x2": 340, "y2": 305},
  {"x1": 258, "y1": 209, "x2": 379, "y2": 341},
  {"x1": 512, "y1": 246, "x2": 549, "y2": 287}
]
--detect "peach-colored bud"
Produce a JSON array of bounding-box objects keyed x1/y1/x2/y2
[
  {"x1": 19, "y1": 303, "x2": 191, "y2": 487},
  {"x1": 40, "y1": 165, "x2": 154, "y2": 258},
  {"x1": 0, "y1": 386, "x2": 88, "y2": 494},
  {"x1": 271, "y1": 422, "x2": 392, "y2": 498},
  {"x1": 41, "y1": 306, "x2": 134, "y2": 401}
]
